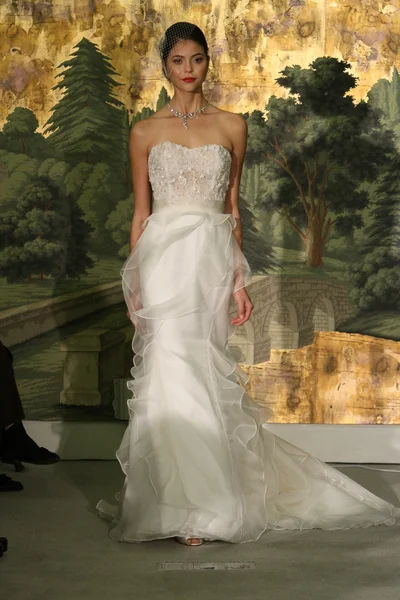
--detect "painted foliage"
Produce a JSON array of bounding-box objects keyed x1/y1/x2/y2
[{"x1": 0, "y1": 1, "x2": 400, "y2": 422}]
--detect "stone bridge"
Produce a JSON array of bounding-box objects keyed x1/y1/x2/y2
[{"x1": 228, "y1": 275, "x2": 355, "y2": 364}]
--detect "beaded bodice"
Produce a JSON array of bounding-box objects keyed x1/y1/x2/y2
[{"x1": 148, "y1": 141, "x2": 232, "y2": 213}]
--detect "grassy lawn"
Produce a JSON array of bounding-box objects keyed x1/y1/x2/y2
[
  {"x1": 12, "y1": 303, "x2": 132, "y2": 421},
  {"x1": 270, "y1": 246, "x2": 347, "y2": 283},
  {"x1": 0, "y1": 254, "x2": 123, "y2": 311},
  {"x1": 338, "y1": 311, "x2": 400, "y2": 342},
  {"x1": 1, "y1": 247, "x2": 348, "y2": 313}
]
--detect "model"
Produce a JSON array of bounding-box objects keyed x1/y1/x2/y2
[{"x1": 97, "y1": 22, "x2": 400, "y2": 546}]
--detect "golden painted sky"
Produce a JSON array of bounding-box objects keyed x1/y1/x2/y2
[{"x1": 0, "y1": 0, "x2": 399, "y2": 130}]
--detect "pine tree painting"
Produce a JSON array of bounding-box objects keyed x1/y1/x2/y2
[{"x1": 43, "y1": 38, "x2": 125, "y2": 167}]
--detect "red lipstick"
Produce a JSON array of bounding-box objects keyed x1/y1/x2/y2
[{"x1": 182, "y1": 78, "x2": 195, "y2": 82}]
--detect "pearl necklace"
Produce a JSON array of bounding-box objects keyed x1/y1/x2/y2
[{"x1": 167, "y1": 101, "x2": 209, "y2": 129}]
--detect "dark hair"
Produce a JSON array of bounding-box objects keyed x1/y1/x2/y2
[{"x1": 160, "y1": 22, "x2": 209, "y2": 65}]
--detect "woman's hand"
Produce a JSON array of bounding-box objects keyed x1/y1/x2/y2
[
  {"x1": 127, "y1": 297, "x2": 144, "y2": 333},
  {"x1": 231, "y1": 288, "x2": 253, "y2": 326}
]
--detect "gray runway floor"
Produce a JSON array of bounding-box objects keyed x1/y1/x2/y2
[{"x1": 1, "y1": 461, "x2": 400, "y2": 600}]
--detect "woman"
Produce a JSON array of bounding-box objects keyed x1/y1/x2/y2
[{"x1": 97, "y1": 22, "x2": 400, "y2": 546}]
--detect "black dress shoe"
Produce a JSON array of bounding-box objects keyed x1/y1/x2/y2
[
  {"x1": 0, "y1": 474, "x2": 23, "y2": 492},
  {"x1": 0, "y1": 422, "x2": 60, "y2": 468},
  {"x1": 0, "y1": 537, "x2": 8, "y2": 558}
]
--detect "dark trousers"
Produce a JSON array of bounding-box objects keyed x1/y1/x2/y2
[{"x1": 0, "y1": 341, "x2": 25, "y2": 428}]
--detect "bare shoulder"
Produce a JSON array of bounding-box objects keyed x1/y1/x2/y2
[
  {"x1": 212, "y1": 106, "x2": 247, "y2": 130},
  {"x1": 130, "y1": 107, "x2": 171, "y2": 150},
  {"x1": 229, "y1": 112, "x2": 247, "y2": 146},
  {"x1": 129, "y1": 118, "x2": 150, "y2": 148},
  {"x1": 210, "y1": 106, "x2": 247, "y2": 149},
  {"x1": 129, "y1": 110, "x2": 163, "y2": 151}
]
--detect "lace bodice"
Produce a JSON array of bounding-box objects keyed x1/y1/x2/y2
[{"x1": 148, "y1": 141, "x2": 232, "y2": 213}]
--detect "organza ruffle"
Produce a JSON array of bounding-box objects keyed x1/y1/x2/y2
[{"x1": 97, "y1": 209, "x2": 400, "y2": 543}]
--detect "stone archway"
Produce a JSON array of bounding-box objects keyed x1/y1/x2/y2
[
  {"x1": 311, "y1": 296, "x2": 335, "y2": 332},
  {"x1": 266, "y1": 300, "x2": 299, "y2": 351},
  {"x1": 230, "y1": 274, "x2": 353, "y2": 362},
  {"x1": 228, "y1": 320, "x2": 255, "y2": 364}
]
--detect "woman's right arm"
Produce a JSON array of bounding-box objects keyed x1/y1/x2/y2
[{"x1": 129, "y1": 120, "x2": 152, "y2": 252}]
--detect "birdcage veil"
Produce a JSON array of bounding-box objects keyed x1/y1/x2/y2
[{"x1": 158, "y1": 22, "x2": 209, "y2": 79}]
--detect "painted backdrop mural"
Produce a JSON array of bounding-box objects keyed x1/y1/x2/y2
[{"x1": 0, "y1": 0, "x2": 400, "y2": 424}]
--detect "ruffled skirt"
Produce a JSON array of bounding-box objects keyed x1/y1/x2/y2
[{"x1": 97, "y1": 208, "x2": 400, "y2": 543}]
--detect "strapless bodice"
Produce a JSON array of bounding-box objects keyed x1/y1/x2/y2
[{"x1": 148, "y1": 141, "x2": 232, "y2": 214}]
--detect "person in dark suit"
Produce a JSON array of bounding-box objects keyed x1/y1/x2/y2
[{"x1": 0, "y1": 340, "x2": 60, "y2": 492}]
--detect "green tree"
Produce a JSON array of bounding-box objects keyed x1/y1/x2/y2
[
  {"x1": 77, "y1": 162, "x2": 125, "y2": 252},
  {"x1": 347, "y1": 154, "x2": 400, "y2": 311},
  {"x1": 130, "y1": 106, "x2": 154, "y2": 126},
  {"x1": 156, "y1": 86, "x2": 170, "y2": 111},
  {"x1": 369, "y1": 67, "x2": 400, "y2": 125},
  {"x1": 43, "y1": 37, "x2": 125, "y2": 167},
  {"x1": 0, "y1": 151, "x2": 41, "y2": 204},
  {"x1": 246, "y1": 58, "x2": 393, "y2": 267},
  {"x1": 239, "y1": 196, "x2": 277, "y2": 273},
  {"x1": 368, "y1": 67, "x2": 400, "y2": 149},
  {"x1": 105, "y1": 194, "x2": 134, "y2": 259},
  {"x1": 0, "y1": 176, "x2": 93, "y2": 282},
  {"x1": 0, "y1": 107, "x2": 51, "y2": 157},
  {"x1": 64, "y1": 162, "x2": 94, "y2": 198},
  {"x1": 240, "y1": 162, "x2": 281, "y2": 253},
  {"x1": 121, "y1": 107, "x2": 131, "y2": 188},
  {"x1": 241, "y1": 163, "x2": 262, "y2": 210}
]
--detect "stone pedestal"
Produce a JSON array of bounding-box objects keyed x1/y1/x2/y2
[
  {"x1": 113, "y1": 378, "x2": 131, "y2": 420},
  {"x1": 59, "y1": 328, "x2": 126, "y2": 406}
]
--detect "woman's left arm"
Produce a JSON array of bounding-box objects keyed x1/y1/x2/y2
[
  {"x1": 224, "y1": 114, "x2": 248, "y2": 250},
  {"x1": 223, "y1": 114, "x2": 253, "y2": 327}
]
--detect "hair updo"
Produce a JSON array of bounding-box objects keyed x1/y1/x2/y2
[{"x1": 159, "y1": 22, "x2": 209, "y2": 77}]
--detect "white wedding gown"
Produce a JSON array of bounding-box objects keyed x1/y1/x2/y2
[{"x1": 97, "y1": 140, "x2": 400, "y2": 543}]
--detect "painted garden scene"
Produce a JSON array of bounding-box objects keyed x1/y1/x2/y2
[{"x1": 0, "y1": 0, "x2": 400, "y2": 424}]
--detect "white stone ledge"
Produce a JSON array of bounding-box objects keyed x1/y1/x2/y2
[{"x1": 0, "y1": 281, "x2": 122, "y2": 346}]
